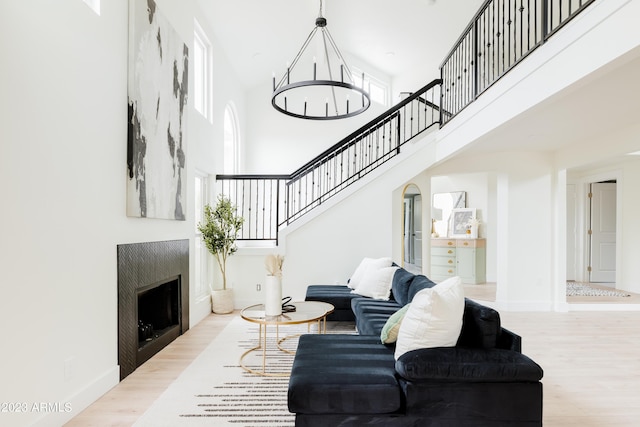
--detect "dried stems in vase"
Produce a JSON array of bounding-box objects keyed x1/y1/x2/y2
[{"x1": 264, "y1": 254, "x2": 284, "y2": 278}]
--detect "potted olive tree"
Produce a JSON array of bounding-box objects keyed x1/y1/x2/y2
[{"x1": 198, "y1": 195, "x2": 244, "y2": 314}]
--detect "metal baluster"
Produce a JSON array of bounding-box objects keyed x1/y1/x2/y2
[
  {"x1": 367, "y1": 131, "x2": 377, "y2": 169},
  {"x1": 457, "y1": 45, "x2": 462, "y2": 113},
  {"x1": 520, "y1": 0, "x2": 524, "y2": 57},
  {"x1": 274, "y1": 180, "x2": 279, "y2": 244},
  {"x1": 237, "y1": 179, "x2": 244, "y2": 239},
  {"x1": 527, "y1": 0, "x2": 531, "y2": 50},
  {"x1": 491, "y1": 1, "x2": 495, "y2": 81},
  {"x1": 467, "y1": 33, "x2": 472, "y2": 104},
  {"x1": 296, "y1": 177, "x2": 301, "y2": 220},
  {"x1": 254, "y1": 178, "x2": 259, "y2": 239},
  {"x1": 498, "y1": 0, "x2": 509, "y2": 74},
  {"x1": 485, "y1": 7, "x2": 489, "y2": 91},
  {"x1": 549, "y1": 0, "x2": 554, "y2": 34},
  {"x1": 259, "y1": 179, "x2": 263, "y2": 239}
]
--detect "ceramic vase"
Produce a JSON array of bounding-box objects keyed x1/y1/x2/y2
[{"x1": 264, "y1": 275, "x2": 282, "y2": 316}]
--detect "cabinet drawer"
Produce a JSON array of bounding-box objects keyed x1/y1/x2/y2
[
  {"x1": 431, "y1": 265, "x2": 457, "y2": 277},
  {"x1": 432, "y1": 239, "x2": 457, "y2": 248},
  {"x1": 456, "y1": 239, "x2": 486, "y2": 248},
  {"x1": 431, "y1": 255, "x2": 456, "y2": 267},
  {"x1": 432, "y1": 247, "x2": 456, "y2": 256}
]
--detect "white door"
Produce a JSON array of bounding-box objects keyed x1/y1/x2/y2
[
  {"x1": 413, "y1": 195, "x2": 422, "y2": 268},
  {"x1": 590, "y1": 182, "x2": 616, "y2": 283}
]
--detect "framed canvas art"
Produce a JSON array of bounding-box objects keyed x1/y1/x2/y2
[
  {"x1": 450, "y1": 208, "x2": 476, "y2": 237},
  {"x1": 127, "y1": 0, "x2": 188, "y2": 220}
]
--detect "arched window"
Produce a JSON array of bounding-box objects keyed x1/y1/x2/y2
[{"x1": 223, "y1": 104, "x2": 239, "y2": 174}]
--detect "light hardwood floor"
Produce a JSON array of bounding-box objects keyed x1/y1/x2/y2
[
  {"x1": 66, "y1": 299, "x2": 640, "y2": 426},
  {"x1": 65, "y1": 311, "x2": 237, "y2": 427}
]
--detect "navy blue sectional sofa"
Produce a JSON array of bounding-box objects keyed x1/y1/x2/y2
[{"x1": 290, "y1": 267, "x2": 544, "y2": 426}]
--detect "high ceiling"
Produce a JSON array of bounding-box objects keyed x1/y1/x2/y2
[
  {"x1": 196, "y1": 0, "x2": 484, "y2": 91},
  {"x1": 196, "y1": 0, "x2": 640, "y2": 172}
]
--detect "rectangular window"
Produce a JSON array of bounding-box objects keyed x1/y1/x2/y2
[
  {"x1": 352, "y1": 69, "x2": 389, "y2": 107},
  {"x1": 195, "y1": 173, "x2": 210, "y2": 299},
  {"x1": 193, "y1": 20, "x2": 211, "y2": 120}
]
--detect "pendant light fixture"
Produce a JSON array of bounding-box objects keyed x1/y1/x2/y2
[{"x1": 271, "y1": 0, "x2": 371, "y2": 120}]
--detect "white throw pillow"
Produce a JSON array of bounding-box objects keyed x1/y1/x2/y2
[
  {"x1": 394, "y1": 276, "x2": 464, "y2": 360},
  {"x1": 348, "y1": 257, "x2": 392, "y2": 289},
  {"x1": 352, "y1": 266, "x2": 398, "y2": 300}
]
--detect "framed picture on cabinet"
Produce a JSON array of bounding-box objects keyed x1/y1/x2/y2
[{"x1": 450, "y1": 208, "x2": 476, "y2": 237}]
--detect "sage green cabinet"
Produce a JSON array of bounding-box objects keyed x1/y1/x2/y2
[{"x1": 431, "y1": 238, "x2": 486, "y2": 284}]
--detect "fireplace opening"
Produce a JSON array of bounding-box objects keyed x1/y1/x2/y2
[
  {"x1": 136, "y1": 275, "x2": 182, "y2": 367},
  {"x1": 138, "y1": 276, "x2": 180, "y2": 345}
]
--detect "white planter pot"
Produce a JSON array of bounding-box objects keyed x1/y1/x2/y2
[
  {"x1": 211, "y1": 288, "x2": 234, "y2": 314},
  {"x1": 264, "y1": 275, "x2": 282, "y2": 316}
]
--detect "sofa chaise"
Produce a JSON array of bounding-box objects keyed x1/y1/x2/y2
[{"x1": 289, "y1": 261, "x2": 544, "y2": 426}]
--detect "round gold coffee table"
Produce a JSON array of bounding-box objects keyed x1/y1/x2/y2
[{"x1": 239, "y1": 301, "x2": 334, "y2": 376}]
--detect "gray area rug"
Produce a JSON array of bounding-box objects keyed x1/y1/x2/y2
[
  {"x1": 566, "y1": 281, "x2": 630, "y2": 297},
  {"x1": 134, "y1": 317, "x2": 355, "y2": 426}
]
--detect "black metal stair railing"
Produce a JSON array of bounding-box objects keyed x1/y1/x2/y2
[
  {"x1": 218, "y1": 0, "x2": 597, "y2": 244},
  {"x1": 217, "y1": 79, "x2": 442, "y2": 243},
  {"x1": 216, "y1": 174, "x2": 289, "y2": 243},
  {"x1": 441, "y1": 0, "x2": 596, "y2": 124}
]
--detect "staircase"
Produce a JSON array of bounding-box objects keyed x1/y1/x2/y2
[{"x1": 217, "y1": 0, "x2": 596, "y2": 245}]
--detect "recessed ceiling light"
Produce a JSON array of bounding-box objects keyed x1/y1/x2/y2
[{"x1": 626, "y1": 150, "x2": 640, "y2": 156}]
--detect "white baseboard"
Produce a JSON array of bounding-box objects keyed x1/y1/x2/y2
[
  {"x1": 31, "y1": 365, "x2": 119, "y2": 427},
  {"x1": 190, "y1": 294, "x2": 213, "y2": 326},
  {"x1": 481, "y1": 299, "x2": 640, "y2": 312},
  {"x1": 491, "y1": 299, "x2": 554, "y2": 312},
  {"x1": 568, "y1": 303, "x2": 640, "y2": 312}
]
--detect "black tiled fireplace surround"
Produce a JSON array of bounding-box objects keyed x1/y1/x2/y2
[{"x1": 117, "y1": 239, "x2": 189, "y2": 380}]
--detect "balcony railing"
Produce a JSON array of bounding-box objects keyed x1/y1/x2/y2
[
  {"x1": 441, "y1": 0, "x2": 596, "y2": 123},
  {"x1": 218, "y1": 0, "x2": 596, "y2": 244}
]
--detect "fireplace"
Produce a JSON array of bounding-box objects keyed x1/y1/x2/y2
[
  {"x1": 137, "y1": 275, "x2": 181, "y2": 365},
  {"x1": 117, "y1": 240, "x2": 189, "y2": 380}
]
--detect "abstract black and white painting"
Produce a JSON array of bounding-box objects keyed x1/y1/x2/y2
[{"x1": 127, "y1": 0, "x2": 188, "y2": 220}]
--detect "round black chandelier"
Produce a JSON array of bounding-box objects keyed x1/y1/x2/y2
[{"x1": 271, "y1": 1, "x2": 371, "y2": 120}]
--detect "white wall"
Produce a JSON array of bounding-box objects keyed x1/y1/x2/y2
[
  {"x1": 617, "y1": 159, "x2": 640, "y2": 294},
  {"x1": 0, "y1": 1, "x2": 244, "y2": 425},
  {"x1": 499, "y1": 153, "x2": 555, "y2": 310}
]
